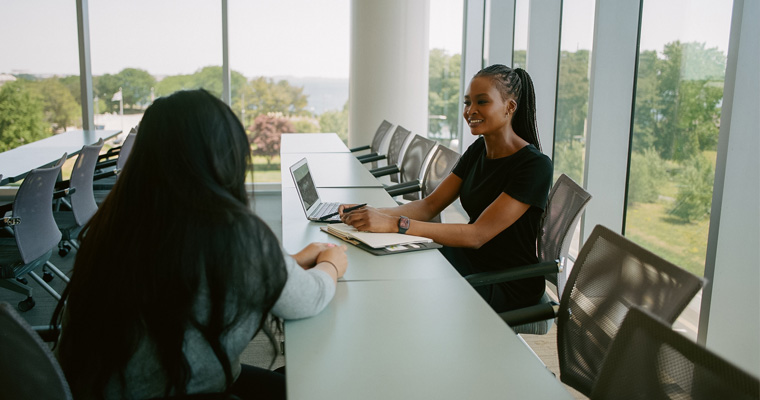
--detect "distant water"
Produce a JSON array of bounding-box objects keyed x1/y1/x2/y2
[{"x1": 277, "y1": 76, "x2": 349, "y2": 115}]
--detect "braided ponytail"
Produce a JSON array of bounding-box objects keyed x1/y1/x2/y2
[{"x1": 473, "y1": 65, "x2": 542, "y2": 152}]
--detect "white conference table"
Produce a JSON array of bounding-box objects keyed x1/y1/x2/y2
[
  {"x1": 0, "y1": 129, "x2": 121, "y2": 185},
  {"x1": 280, "y1": 133, "x2": 572, "y2": 399},
  {"x1": 280, "y1": 133, "x2": 350, "y2": 153},
  {"x1": 280, "y1": 152, "x2": 383, "y2": 188},
  {"x1": 281, "y1": 187, "x2": 461, "y2": 281}
]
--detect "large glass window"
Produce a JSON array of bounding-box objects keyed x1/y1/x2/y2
[
  {"x1": 428, "y1": 0, "x2": 463, "y2": 149},
  {"x1": 230, "y1": 0, "x2": 350, "y2": 183},
  {"x1": 0, "y1": 1, "x2": 80, "y2": 153},
  {"x1": 627, "y1": 0, "x2": 732, "y2": 339},
  {"x1": 512, "y1": 0, "x2": 529, "y2": 69},
  {"x1": 552, "y1": 0, "x2": 595, "y2": 185}
]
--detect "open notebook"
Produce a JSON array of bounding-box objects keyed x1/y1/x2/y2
[{"x1": 321, "y1": 223, "x2": 441, "y2": 255}]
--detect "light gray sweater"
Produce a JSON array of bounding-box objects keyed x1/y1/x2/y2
[{"x1": 103, "y1": 252, "x2": 335, "y2": 399}]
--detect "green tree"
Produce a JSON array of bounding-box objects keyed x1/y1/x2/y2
[
  {"x1": 291, "y1": 118, "x2": 320, "y2": 134},
  {"x1": 29, "y1": 78, "x2": 81, "y2": 132},
  {"x1": 628, "y1": 148, "x2": 668, "y2": 204},
  {"x1": 0, "y1": 81, "x2": 48, "y2": 151},
  {"x1": 94, "y1": 73, "x2": 122, "y2": 113},
  {"x1": 155, "y1": 66, "x2": 247, "y2": 101},
  {"x1": 249, "y1": 113, "x2": 294, "y2": 164},
  {"x1": 319, "y1": 101, "x2": 349, "y2": 143},
  {"x1": 554, "y1": 50, "x2": 590, "y2": 145},
  {"x1": 117, "y1": 68, "x2": 156, "y2": 109},
  {"x1": 236, "y1": 77, "x2": 310, "y2": 126},
  {"x1": 59, "y1": 75, "x2": 82, "y2": 105},
  {"x1": 671, "y1": 154, "x2": 714, "y2": 222},
  {"x1": 429, "y1": 49, "x2": 461, "y2": 139}
]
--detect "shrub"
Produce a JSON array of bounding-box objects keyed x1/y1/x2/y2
[
  {"x1": 628, "y1": 148, "x2": 668, "y2": 204},
  {"x1": 670, "y1": 154, "x2": 714, "y2": 222}
]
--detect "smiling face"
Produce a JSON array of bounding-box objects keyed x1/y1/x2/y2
[{"x1": 463, "y1": 76, "x2": 516, "y2": 136}]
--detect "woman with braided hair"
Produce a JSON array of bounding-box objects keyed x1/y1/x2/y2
[{"x1": 339, "y1": 65, "x2": 552, "y2": 312}]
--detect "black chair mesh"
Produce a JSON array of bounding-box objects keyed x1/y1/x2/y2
[
  {"x1": 385, "y1": 126, "x2": 412, "y2": 183},
  {"x1": 591, "y1": 307, "x2": 760, "y2": 400},
  {"x1": 556, "y1": 225, "x2": 705, "y2": 396},
  {"x1": 399, "y1": 135, "x2": 436, "y2": 201},
  {"x1": 538, "y1": 174, "x2": 592, "y2": 288},
  {"x1": 421, "y1": 145, "x2": 460, "y2": 199},
  {"x1": 370, "y1": 119, "x2": 393, "y2": 154}
]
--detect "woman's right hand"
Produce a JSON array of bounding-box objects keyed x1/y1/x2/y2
[{"x1": 315, "y1": 244, "x2": 348, "y2": 279}]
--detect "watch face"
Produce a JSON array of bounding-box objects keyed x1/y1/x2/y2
[{"x1": 399, "y1": 216, "x2": 410, "y2": 229}]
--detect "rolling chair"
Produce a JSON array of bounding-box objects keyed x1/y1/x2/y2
[
  {"x1": 93, "y1": 131, "x2": 136, "y2": 204},
  {"x1": 385, "y1": 143, "x2": 460, "y2": 210},
  {"x1": 53, "y1": 138, "x2": 104, "y2": 257},
  {"x1": 468, "y1": 225, "x2": 705, "y2": 397},
  {"x1": 591, "y1": 306, "x2": 760, "y2": 400},
  {"x1": 465, "y1": 173, "x2": 591, "y2": 334},
  {"x1": 351, "y1": 119, "x2": 394, "y2": 157},
  {"x1": 0, "y1": 154, "x2": 68, "y2": 311}
]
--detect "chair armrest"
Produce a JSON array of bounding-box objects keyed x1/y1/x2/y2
[
  {"x1": 350, "y1": 145, "x2": 371, "y2": 153},
  {"x1": 54, "y1": 180, "x2": 71, "y2": 191},
  {"x1": 356, "y1": 152, "x2": 379, "y2": 161},
  {"x1": 1, "y1": 216, "x2": 21, "y2": 228},
  {"x1": 498, "y1": 302, "x2": 560, "y2": 327},
  {"x1": 95, "y1": 159, "x2": 118, "y2": 170},
  {"x1": 465, "y1": 260, "x2": 560, "y2": 287},
  {"x1": 32, "y1": 325, "x2": 60, "y2": 343},
  {"x1": 386, "y1": 180, "x2": 421, "y2": 197},
  {"x1": 53, "y1": 187, "x2": 76, "y2": 200},
  {"x1": 93, "y1": 169, "x2": 119, "y2": 182},
  {"x1": 370, "y1": 165, "x2": 400, "y2": 177},
  {"x1": 359, "y1": 154, "x2": 387, "y2": 164}
]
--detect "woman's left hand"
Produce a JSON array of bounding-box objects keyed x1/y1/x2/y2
[{"x1": 340, "y1": 206, "x2": 398, "y2": 233}]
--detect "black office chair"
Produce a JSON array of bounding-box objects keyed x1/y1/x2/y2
[
  {"x1": 0, "y1": 301, "x2": 73, "y2": 399},
  {"x1": 54, "y1": 138, "x2": 104, "y2": 257},
  {"x1": 359, "y1": 125, "x2": 412, "y2": 176},
  {"x1": 373, "y1": 135, "x2": 437, "y2": 200},
  {"x1": 385, "y1": 143, "x2": 460, "y2": 208},
  {"x1": 469, "y1": 225, "x2": 705, "y2": 397},
  {"x1": 465, "y1": 173, "x2": 591, "y2": 335},
  {"x1": 351, "y1": 119, "x2": 394, "y2": 157},
  {"x1": 0, "y1": 154, "x2": 67, "y2": 311},
  {"x1": 591, "y1": 306, "x2": 760, "y2": 400}
]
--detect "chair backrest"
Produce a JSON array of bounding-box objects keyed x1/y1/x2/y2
[
  {"x1": 538, "y1": 174, "x2": 592, "y2": 293},
  {"x1": 0, "y1": 302, "x2": 73, "y2": 400},
  {"x1": 398, "y1": 135, "x2": 437, "y2": 200},
  {"x1": 13, "y1": 154, "x2": 66, "y2": 264},
  {"x1": 116, "y1": 131, "x2": 137, "y2": 170},
  {"x1": 591, "y1": 306, "x2": 760, "y2": 400},
  {"x1": 557, "y1": 224, "x2": 705, "y2": 397},
  {"x1": 385, "y1": 125, "x2": 412, "y2": 182},
  {"x1": 370, "y1": 119, "x2": 394, "y2": 154},
  {"x1": 70, "y1": 139, "x2": 104, "y2": 226},
  {"x1": 420, "y1": 144, "x2": 460, "y2": 198}
]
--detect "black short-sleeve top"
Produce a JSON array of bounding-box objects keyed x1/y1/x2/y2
[{"x1": 452, "y1": 137, "x2": 553, "y2": 305}]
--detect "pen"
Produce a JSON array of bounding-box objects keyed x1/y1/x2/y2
[{"x1": 319, "y1": 203, "x2": 367, "y2": 221}]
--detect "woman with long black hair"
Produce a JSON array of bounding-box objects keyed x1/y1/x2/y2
[
  {"x1": 53, "y1": 89, "x2": 347, "y2": 399},
  {"x1": 339, "y1": 65, "x2": 552, "y2": 313}
]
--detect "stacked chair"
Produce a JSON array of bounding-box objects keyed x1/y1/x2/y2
[
  {"x1": 468, "y1": 224, "x2": 705, "y2": 397},
  {"x1": 0, "y1": 154, "x2": 68, "y2": 311},
  {"x1": 54, "y1": 138, "x2": 104, "y2": 257},
  {"x1": 372, "y1": 135, "x2": 438, "y2": 201},
  {"x1": 351, "y1": 119, "x2": 394, "y2": 159},
  {"x1": 590, "y1": 306, "x2": 760, "y2": 400}
]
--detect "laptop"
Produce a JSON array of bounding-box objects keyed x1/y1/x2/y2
[{"x1": 289, "y1": 158, "x2": 342, "y2": 222}]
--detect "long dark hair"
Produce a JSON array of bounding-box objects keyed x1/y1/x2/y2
[
  {"x1": 474, "y1": 64, "x2": 542, "y2": 152},
  {"x1": 52, "y1": 89, "x2": 287, "y2": 398}
]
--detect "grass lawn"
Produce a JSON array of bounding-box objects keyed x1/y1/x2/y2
[
  {"x1": 625, "y1": 198, "x2": 710, "y2": 278},
  {"x1": 248, "y1": 155, "x2": 282, "y2": 183}
]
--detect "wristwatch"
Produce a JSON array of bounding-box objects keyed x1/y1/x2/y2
[{"x1": 397, "y1": 216, "x2": 410, "y2": 234}]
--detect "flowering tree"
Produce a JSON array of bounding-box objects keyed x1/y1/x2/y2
[{"x1": 250, "y1": 113, "x2": 294, "y2": 165}]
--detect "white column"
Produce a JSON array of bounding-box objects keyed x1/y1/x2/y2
[
  {"x1": 76, "y1": 0, "x2": 94, "y2": 130},
  {"x1": 700, "y1": 0, "x2": 760, "y2": 377},
  {"x1": 581, "y1": 0, "x2": 641, "y2": 238},
  {"x1": 349, "y1": 0, "x2": 430, "y2": 148},
  {"x1": 484, "y1": 0, "x2": 516, "y2": 67},
  {"x1": 459, "y1": 0, "x2": 486, "y2": 152},
  {"x1": 525, "y1": 0, "x2": 561, "y2": 159}
]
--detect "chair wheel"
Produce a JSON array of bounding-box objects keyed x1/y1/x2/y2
[
  {"x1": 43, "y1": 271, "x2": 55, "y2": 282},
  {"x1": 18, "y1": 297, "x2": 36, "y2": 312},
  {"x1": 16, "y1": 277, "x2": 28, "y2": 285},
  {"x1": 58, "y1": 245, "x2": 71, "y2": 257}
]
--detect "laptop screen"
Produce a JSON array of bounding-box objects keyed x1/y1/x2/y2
[{"x1": 291, "y1": 160, "x2": 320, "y2": 211}]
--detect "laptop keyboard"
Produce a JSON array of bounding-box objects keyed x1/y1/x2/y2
[{"x1": 311, "y1": 202, "x2": 341, "y2": 219}]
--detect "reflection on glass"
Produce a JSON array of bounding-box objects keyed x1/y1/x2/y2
[
  {"x1": 512, "y1": 0, "x2": 529, "y2": 69},
  {"x1": 626, "y1": 0, "x2": 732, "y2": 340},
  {"x1": 552, "y1": 0, "x2": 595, "y2": 185},
  {"x1": 428, "y1": 0, "x2": 463, "y2": 149}
]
